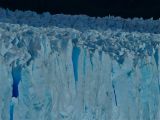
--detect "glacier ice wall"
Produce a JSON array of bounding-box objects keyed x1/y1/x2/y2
[{"x1": 0, "y1": 8, "x2": 160, "y2": 120}]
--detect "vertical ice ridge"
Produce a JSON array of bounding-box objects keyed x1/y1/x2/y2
[
  {"x1": 10, "y1": 102, "x2": 14, "y2": 120},
  {"x1": 83, "y1": 48, "x2": 86, "y2": 76},
  {"x1": 154, "y1": 48, "x2": 159, "y2": 69},
  {"x1": 111, "y1": 64, "x2": 118, "y2": 107},
  {"x1": 72, "y1": 46, "x2": 81, "y2": 83},
  {"x1": 89, "y1": 54, "x2": 94, "y2": 71},
  {"x1": 9, "y1": 98, "x2": 18, "y2": 120},
  {"x1": 154, "y1": 48, "x2": 160, "y2": 93},
  {"x1": 112, "y1": 81, "x2": 118, "y2": 106},
  {"x1": 98, "y1": 51, "x2": 102, "y2": 62}
]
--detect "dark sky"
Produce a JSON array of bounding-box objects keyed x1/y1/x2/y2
[{"x1": 0, "y1": 0, "x2": 160, "y2": 19}]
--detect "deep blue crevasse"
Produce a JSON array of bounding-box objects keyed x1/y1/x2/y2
[
  {"x1": 11, "y1": 65, "x2": 22, "y2": 98},
  {"x1": 10, "y1": 64, "x2": 22, "y2": 120},
  {"x1": 72, "y1": 46, "x2": 81, "y2": 82},
  {"x1": 154, "y1": 49, "x2": 159, "y2": 69}
]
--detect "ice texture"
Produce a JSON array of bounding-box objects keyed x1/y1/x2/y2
[{"x1": 0, "y1": 8, "x2": 160, "y2": 120}]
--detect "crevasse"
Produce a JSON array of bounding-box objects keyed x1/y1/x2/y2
[{"x1": 0, "y1": 8, "x2": 160, "y2": 120}]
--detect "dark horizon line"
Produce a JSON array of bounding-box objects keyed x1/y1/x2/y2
[{"x1": 0, "y1": 0, "x2": 160, "y2": 20}]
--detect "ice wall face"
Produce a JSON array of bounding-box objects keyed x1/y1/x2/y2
[{"x1": 0, "y1": 9, "x2": 160, "y2": 120}]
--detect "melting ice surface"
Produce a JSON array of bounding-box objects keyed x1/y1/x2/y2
[{"x1": 1, "y1": 8, "x2": 160, "y2": 120}]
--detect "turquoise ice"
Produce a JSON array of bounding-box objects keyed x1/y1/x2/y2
[{"x1": 0, "y1": 8, "x2": 160, "y2": 120}]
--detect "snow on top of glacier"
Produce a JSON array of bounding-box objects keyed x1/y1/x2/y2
[
  {"x1": 0, "y1": 20, "x2": 160, "y2": 66},
  {"x1": 0, "y1": 8, "x2": 160, "y2": 65}
]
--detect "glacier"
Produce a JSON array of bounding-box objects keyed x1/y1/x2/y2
[{"x1": 0, "y1": 8, "x2": 160, "y2": 120}]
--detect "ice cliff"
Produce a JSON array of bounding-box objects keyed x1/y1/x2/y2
[{"x1": 0, "y1": 8, "x2": 160, "y2": 120}]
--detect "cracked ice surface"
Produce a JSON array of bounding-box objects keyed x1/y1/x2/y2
[{"x1": 0, "y1": 8, "x2": 160, "y2": 120}]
